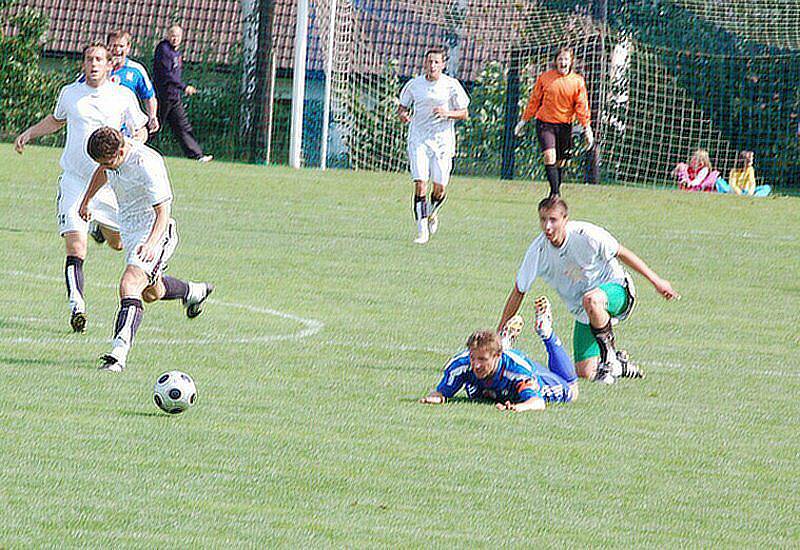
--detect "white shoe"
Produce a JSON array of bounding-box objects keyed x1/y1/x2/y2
[
  {"x1": 428, "y1": 213, "x2": 439, "y2": 235},
  {"x1": 197, "y1": 155, "x2": 214, "y2": 163},
  {"x1": 414, "y1": 227, "x2": 429, "y2": 244},
  {"x1": 500, "y1": 314, "x2": 524, "y2": 350},
  {"x1": 533, "y1": 295, "x2": 553, "y2": 340}
]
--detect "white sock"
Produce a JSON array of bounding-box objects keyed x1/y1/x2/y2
[
  {"x1": 187, "y1": 281, "x2": 205, "y2": 303},
  {"x1": 417, "y1": 218, "x2": 429, "y2": 235}
]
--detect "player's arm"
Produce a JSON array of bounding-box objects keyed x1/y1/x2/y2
[
  {"x1": 14, "y1": 115, "x2": 66, "y2": 154},
  {"x1": 398, "y1": 104, "x2": 411, "y2": 124},
  {"x1": 419, "y1": 391, "x2": 446, "y2": 405},
  {"x1": 137, "y1": 201, "x2": 171, "y2": 262},
  {"x1": 146, "y1": 97, "x2": 159, "y2": 133},
  {"x1": 497, "y1": 397, "x2": 546, "y2": 412},
  {"x1": 616, "y1": 245, "x2": 680, "y2": 300},
  {"x1": 497, "y1": 284, "x2": 526, "y2": 332},
  {"x1": 78, "y1": 166, "x2": 109, "y2": 221},
  {"x1": 515, "y1": 77, "x2": 545, "y2": 136}
]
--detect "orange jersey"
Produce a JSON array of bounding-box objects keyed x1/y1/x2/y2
[{"x1": 522, "y1": 70, "x2": 591, "y2": 126}]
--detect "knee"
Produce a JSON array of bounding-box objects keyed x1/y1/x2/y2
[
  {"x1": 582, "y1": 291, "x2": 605, "y2": 313},
  {"x1": 575, "y1": 358, "x2": 598, "y2": 380},
  {"x1": 414, "y1": 180, "x2": 427, "y2": 196},
  {"x1": 107, "y1": 240, "x2": 123, "y2": 252},
  {"x1": 543, "y1": 150, "x2": 557, "y2": 165},
  {"x1": 431, "y1": 184, "x2": 445, "y2": 201}
]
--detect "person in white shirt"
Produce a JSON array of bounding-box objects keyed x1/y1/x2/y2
[
  {"x1": 497, "y1": 196, "x2": 679, "y2": 383},
  {"x1": 398, "y1": 47, "x2": 470, "y2": 244},
  {"x1": 80, "y1": 126, "x2": 213, "y2": 373},
  {"x1": 14, "y1": 42, "x2": 148, "y2": 333}
]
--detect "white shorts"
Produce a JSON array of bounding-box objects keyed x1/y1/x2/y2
[
  {"x1": 408, "y1": 142, "x2": 453, "y2": 186},
  {"x1": 56, "y1": 172, "x2": 120, "y2": 235},
  {"x1": 124, "y1": 218, "x2": 178, "y2": 284}
]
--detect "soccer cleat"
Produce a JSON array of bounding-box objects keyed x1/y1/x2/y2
[
  {"x1": 70, "y1": 310, "x2": 87, "y2": 333},
  {"x1": 533, "y1": 295, "x2": 553, "y2": 340},
  {"x1": 500, "y1": 314, "x2": 525, "y2": 350},
  {"x1": 413, "y1": 226, "x2": 430, "y2": 244},
  {"x1": 186, "y1": 283, "x2": 214, "y2": 319},
  {"x1": 89, "y1": 221, "x2": 106, "y2": 244},
  {"x1": 197, "y1": 155, "x2": 214, "y2": 163},
  {"x1": 428, "y1": 213, "x2": 439, "y2": 235},
  {"x1": 617, "y1": 350, "x2": 645, "y2": 379},
  {"x1": 594, "y1": 362, "x2": 616, "y2": 385},
  {"x1": 98, "y1": 354, "x2": 124, "y2": 373}
]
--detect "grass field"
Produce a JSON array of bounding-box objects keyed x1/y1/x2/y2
[{"x1": 1, "y1": 143, "x2": 798, "y2": 547}]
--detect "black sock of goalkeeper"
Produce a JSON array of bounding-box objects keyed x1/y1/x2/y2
[
  {"x1": 430, "y1": 192, "x2": 446, "y2": 216},
  {"x1": 413, "y1": 194, "x2": 428, "y2": 220},
  {"x1": 557, "y1": 165, "x2": 563, "y2": 187},
  {"x1": 545, "y1": 164, "x2": 560, "y2": 196},
  {"x1": 590, "y1": 319, "x2": 617, "y2": 364}
]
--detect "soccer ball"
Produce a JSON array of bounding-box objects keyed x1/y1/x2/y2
[{"x1": 153, "y1": 370, "x2": 197, "y2": 414}]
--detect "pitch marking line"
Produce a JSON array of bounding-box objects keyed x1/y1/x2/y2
[{"x1": 0, "y1": 270, "x2": 324, "y2": 345}]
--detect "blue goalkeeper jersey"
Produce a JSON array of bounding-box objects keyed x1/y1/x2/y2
[
  {"x1": 110, "y1": 58, "x2": 155, "y2": 100},
  {"x1": 436, "y1": 349, "x2": 573, "y2": 404}
]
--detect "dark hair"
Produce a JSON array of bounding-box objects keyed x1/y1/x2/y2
[
  {"x1": 87, "y1": 126, "x2": 124, "y2": 161},
  {"x1": 106, "y1": 29, "x2": 132, "y2": 44},
  {"x1": 735, "y1": 150, "x2": 754, "y2": 172},
  {"x1": 82, "y1": 42, "x2": 112, "y2": 61},
  {"x1": 465, "y1": 330, "x2": 502, "y2": 356},
  {"x1": 551, "y1": 46, "x2": 575, "y2": 73},
  {"x1": 424, "y1": 46, "x2": 448, "y2": 61},
  {"x1": 537, "y1": 195, "x2": 569, "y2": 216}
]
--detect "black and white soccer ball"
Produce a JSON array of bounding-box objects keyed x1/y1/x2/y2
[{"x1": 153, "y1": 370, "x2": 197, "y2": 414}]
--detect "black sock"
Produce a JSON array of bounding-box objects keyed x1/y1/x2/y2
[
  {"x1": 161, "y1": 275, "x2": 189, "y2": 301},
  {"x1": 557, "y1": 166, "x2": 564, "y2": 188},
  {"x1": 430, "y1": 193, "x2": 446, "y2": 216},
  {"x1": 590, "y1": 319, "x2": 617, "y2": 364},
  {"x1": 545, "y1": 164, "x2": 560, "y2": 196},
  {"x1": 113, "y1": 297, "x2": 144, "y2": 346},
  {"x1": 65, "y1": 255, "x2": 85, "y2": 303},
  {"x1": 413, "y1": 194, "x2": 428, "y2": 220}
]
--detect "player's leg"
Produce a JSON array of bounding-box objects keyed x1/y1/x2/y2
[
  {"x1": 409, "y1": 143, "x2": 430, "y2": 244},
  {"x1": 89, "y1": 185, "x2": 123, "y2": 251},
  {"x1": 167, "y1": 99, "x2": 204, "y2": 160},
  {"x1": 144, "y1": 275, "x2": 214, "y2": 318},
  {"x1": 573, "y1": 321, "x2": 601, "y2": 380},
  {"x1": 554, "y1": 123, "x2": 573, "y2": 191},
  {"x1": 428, "y1": 153, "x2": 452, "y2": 236},
  {"x1": 533, "y1": 296, "x2": 577, "y2": 384},
  {"x1": 63, "y1": 232, "x2": 88, "y2": 333},
  {"x1": 536, "y1": 120, "x2": 560, "y2": 197},
  {"x1": 100, "y1": 265, "x2": 149, "y2": 372}
]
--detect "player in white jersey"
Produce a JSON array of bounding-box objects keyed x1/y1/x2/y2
[
  {"x1": 398, "y1": 47, "x2": 470, "y2": 244},
  {"x1": 497, "y1": 196, "x2": 679, "y2": 383},
  {"x1": 14, "y1": 43, "x2": 148, "y2": 333},
  {"x1": 79, "y1": 127, "x2": 213, "y2": 372}
]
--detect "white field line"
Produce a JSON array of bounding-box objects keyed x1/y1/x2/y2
[{"x1": 0, "y1": 270, "x2": 323, "y2": 345}]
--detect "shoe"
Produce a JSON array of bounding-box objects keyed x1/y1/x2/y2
[
  {"x1": 500, "y1": 314, "x2": 524, "y2": 349},
  {"x1": 594, "y1": 362, "x2": 616, "y2": 384},
  {"x1": 533, "y1": 295, "x2": 553, "y2": 340},
  {"x1": 413, "y1": 227, "x2": 430, "y2": 244},
  {"x1": 70, "y1": 310, "x2": 87, "y2": 333},
  {"x1": 197, "y1": 155, "x2": 214, "y2": 163},
  {"x1": 186, "y1": 283, "x2": 214, "y2": 319},
  {"x1": 617, "y1": 350, "x2": 645, "y2": 379},
  {"x1": 89, "y1": 221, "x2": 106, "y2": 244},
  {"x1": 428, "y1": 213, "x2": 439, "y2": 235},
  {"x1": 98, "y1": 354, "x2": 124, "y2": 373}
]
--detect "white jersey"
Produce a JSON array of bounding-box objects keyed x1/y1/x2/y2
[
  {"x1": 53, "y1": 80, "x2": 148, "y2": 182},
  {"x1": 515, "y1": 221, "x2": 626, "y2": 324},
  {"x1": 105, "y1": 140, "x2": 173, "y2": 236},
  {"x1": 398, "y1": 74, "x2": 470, "y2": 157}
]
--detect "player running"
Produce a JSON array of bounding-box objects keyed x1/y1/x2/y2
[
  {"x1": 497, "y1": 196, "x2": 679, "y2": 384},
  {"x1": 420, "y1": 296, "x2": 578, "y2": 412},
  {"x1": 14, "y1": 43, "x2": 148, "y2": 333},
  {"x1": 398, "y1": 47, "x2": 470, "y2": 244},
  {"x1": 79, "y1": 126, "x2": 213, "y2": 372}
]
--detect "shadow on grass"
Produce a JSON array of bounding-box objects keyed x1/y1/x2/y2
[
  {"x1": 119, "y1": 411, "x2": 168, "y2": 418},
  {"x1": 0, "y1": 355, "x2": 86, "y2": 368}
]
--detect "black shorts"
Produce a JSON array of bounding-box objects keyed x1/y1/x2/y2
[{"x1": 536, "y1": 120, "x2": 573, "y2": 161}]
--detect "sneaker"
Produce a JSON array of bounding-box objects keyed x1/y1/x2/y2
[
  {"x1": 617, "y1": 350, "x2": 645, "y2": 379},
  {"x1": 500, "y1": 314, "x2": 524, "y2": 349},
  {"x1": 428, "y1": 213, "x2": 439, "y2": 235},
  {"x1": 594, "y1": 362, "x2": 616, "y2": 384},
  {"x1": 89, "y1": 221, "x2": 106, "y2": 244},
  {"x1": 197, "y1": 155, "x2": 214, "y2": 163},
  {"x1": 186, "y1": 283, "x2": 214, "y2": 319},
  {"x1": 98, "y1": 354, "x2": 124, "y2": 373},
  {"x1": 413, "y1": 226, "x2": 430, "y2": 244},
  {"x1": 533, "y1": 295, "x2": 553, "y2": 340},
  {"x1": 70, "y1": 310, "x2": 87, "y2": 333}
]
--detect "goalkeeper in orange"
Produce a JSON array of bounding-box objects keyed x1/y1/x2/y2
[{"x1": 514, "y1": 47, "x2": 594, "y2": 197}]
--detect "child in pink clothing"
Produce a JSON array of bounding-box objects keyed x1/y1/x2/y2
[{"x1": 673, "y1": 149, "x2": 719, "y2": 192}]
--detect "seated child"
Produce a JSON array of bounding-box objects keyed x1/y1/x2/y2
[
  {"x1": 719, "y1": 150, "x2": 771, "y2": 197},
  {"x1": 673, "y1": 149, "x2": 720, "y2": 192}
]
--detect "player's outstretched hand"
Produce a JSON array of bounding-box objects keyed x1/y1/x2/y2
[
  {"x1": 496, "y1": 401, "x2": 513, "y2": 411},
  {"x1": 78, "y1": 201, "x2": 91, "y2": 222},
  {"x1": 147, "y1": 117, "x2": 160, "y2": 133},
  {"x1": 14, "y1": 131, "x2": 30, "y2": 154},
  {"x1": 185, "y1": 85, "x2": 197, "y2": 96},
  {"x1": 137, "y1": 242, "x2": 158, "y2": 262},
  {"x1": 419, "y1": 393, "x2": 445, "y2": 405},
  {"x1": 514, "y1": 119, "x2": 526, "y2": 137},
  {"x1": 655, "y1": 277, "x2": 680, "y2": 301},
  {"x1": 584, "y1": 126, "x2": 595, "y2": 149}
]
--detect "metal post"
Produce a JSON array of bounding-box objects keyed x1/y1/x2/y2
[
  {"x1": 501, "y1": 47, "x2": 521, "y2": 180},
  {"x1": 320, "y1": 0, "x2": 338, "y2": 170},
  {"x1": 244, "y1": 0, "x2": 275, "y2": 164},
  {"x1": 289, "y1": 0, "x2": 309, "y2": 169}
]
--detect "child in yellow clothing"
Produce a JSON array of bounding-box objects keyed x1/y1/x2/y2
[{"x1": 723, "y1": 150, "x2": 771, "y2": 197}]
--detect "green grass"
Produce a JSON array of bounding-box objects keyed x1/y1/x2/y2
[{"x1": 1, "y1": 143, "x2": 798, "y2": 547}]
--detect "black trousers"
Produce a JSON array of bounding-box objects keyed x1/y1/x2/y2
[{"x1": 156, "y1": 94, "x2": 204, "y2": 159}]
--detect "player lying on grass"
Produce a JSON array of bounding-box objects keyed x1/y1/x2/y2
[
  {"x1": 79, "y1": 126, "x2": 213, "y2": 372},
  {"x1": 420, "y1": 296, "x2": 578, "y2": 412},
  {"x1": 497, "y1": 196, "x2": 679, "y2": 384}
]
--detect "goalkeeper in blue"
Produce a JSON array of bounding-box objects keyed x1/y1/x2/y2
[{"x1": 420, "y1": 296, "x2": 578, "y2": 412}]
